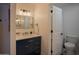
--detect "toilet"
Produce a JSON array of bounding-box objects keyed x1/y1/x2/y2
[
  {"x1": 64, "y1": 42, "x2": 75, "y2": 55},
  {"x1": 64, "y1": 35, "x2": 77, "y2": 55}
]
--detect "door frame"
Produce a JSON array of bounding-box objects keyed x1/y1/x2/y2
[{"x1": 10, "y1": 3, "x2": 16, "y2": 55}]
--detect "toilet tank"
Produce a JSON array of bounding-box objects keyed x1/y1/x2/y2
[{"x1": 65, "y1": 34, "x2": 79, "y2": 44}]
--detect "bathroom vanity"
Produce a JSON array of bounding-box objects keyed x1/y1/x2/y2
[
  {"x1": 16, "y1": 7, "x2": 41, "y2": 55},
  {"x1": 16, "y1": 35, "x2": 41, "y2": 55}
]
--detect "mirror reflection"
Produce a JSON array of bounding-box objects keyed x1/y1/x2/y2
[{"x1": 16, "y1": 9, "x2": 34, "y2": 30}]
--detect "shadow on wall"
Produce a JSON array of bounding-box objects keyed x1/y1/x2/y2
[{"x1": 0, "y1": 3, "x2": 10, "y2": 54}]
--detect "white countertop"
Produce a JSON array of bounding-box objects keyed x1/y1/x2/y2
[{"x1": 16, "y1": 34, "x2": 41, "y2": 40}]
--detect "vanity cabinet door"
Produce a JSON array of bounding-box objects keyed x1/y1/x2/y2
[{"x1": 16, "y1": 36, "x2": 41, "y2": 55}]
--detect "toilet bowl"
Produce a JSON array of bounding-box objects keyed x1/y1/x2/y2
[{"x1": 64, "y1": 42, "x2": 75, "y2": 55}]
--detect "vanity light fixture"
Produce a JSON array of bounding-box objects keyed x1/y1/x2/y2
[{"x1": 17, "y1": 9, "x2": 31, "y2": 16}]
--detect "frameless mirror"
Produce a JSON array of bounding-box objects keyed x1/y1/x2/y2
[{"x1": 16, "y1": 9, "x2": 34, "y2": 30}]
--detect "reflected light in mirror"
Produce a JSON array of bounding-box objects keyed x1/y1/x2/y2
[
  {"x1": 16, "y1": 9, "x2": 31, "y2": 16},
  {"x1": 26, "y1": 12, "x2": 31, "y2": 16}
]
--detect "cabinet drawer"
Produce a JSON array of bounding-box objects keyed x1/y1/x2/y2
[
  {"x1": 16, "y1": 36, "x2": 41, "y2": 47},
  {"x1": 16, "y1": 45, "x2": 40, "y2": 55},
  {"x1": 16, "y1": 39, "x2": 30, "y2": 46}
]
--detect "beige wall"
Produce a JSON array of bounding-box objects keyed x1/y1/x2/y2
[{"x1": 34, "y1": 4, "x2": 51, "y2": 55}]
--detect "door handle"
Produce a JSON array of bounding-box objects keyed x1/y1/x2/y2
[{"x1": 60, "y1": 33, "x2": 63, "y2": 35}]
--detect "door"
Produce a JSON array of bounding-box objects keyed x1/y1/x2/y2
[{"x1": 52, "y1": 6, "x2": 63, "y2": 55}]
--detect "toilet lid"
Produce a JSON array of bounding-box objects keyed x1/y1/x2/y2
[{"x1": 65, "y1": 42, "x2": 75, "y2": 47}]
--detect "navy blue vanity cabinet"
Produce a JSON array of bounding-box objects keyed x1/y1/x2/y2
[{"x1": 16, "y1": 36, "x2": 41, "y2": 55}]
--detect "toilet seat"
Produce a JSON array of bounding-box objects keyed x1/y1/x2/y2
[{"x1": 65, "y1": 42, "x2": 75, "y2": 48}]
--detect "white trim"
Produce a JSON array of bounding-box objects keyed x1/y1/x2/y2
[{"x1": 10, "y1": 3, "x2": 16, "y2": 55}]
